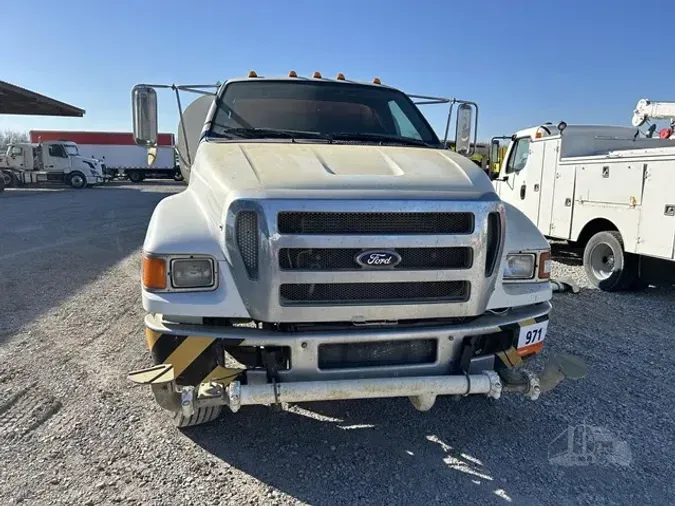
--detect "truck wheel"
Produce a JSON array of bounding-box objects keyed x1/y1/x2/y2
[
  {"x1": 583, "y1": 231, "x2": 637, "y2": 291},
  {"x1": 2, "y1": 171, "x2": 15, "y2": 188},
  {"x1": 128, "y1": 171, "x2": 144, "y2": 183},
  {"x1": 68, "y1": 172, "x2": 87, "y2": 189},
  {"x1": 173, "y1": 406, "x2": 222, "y2": 428}
]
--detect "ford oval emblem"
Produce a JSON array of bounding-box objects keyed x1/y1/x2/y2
[{"x1": 355, "y1": 250, "x2": 402, "y2": 269}]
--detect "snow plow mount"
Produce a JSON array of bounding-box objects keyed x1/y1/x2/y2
[{"x1": 127, "y1": 353, "x2": 587, "y2": 414}]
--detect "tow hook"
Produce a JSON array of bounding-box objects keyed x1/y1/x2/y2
[{"x1": 499, "y1": 352, "x2": 588, "y2": 398}]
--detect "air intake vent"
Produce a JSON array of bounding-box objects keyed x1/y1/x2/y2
[
  {"x1": 485, "y1": 212, "x2": 501, "y2": 277},
  {"x1": 235, "y1": 211, "x2": 259, "y2": 279},
  {"x1": 277, "y1": 212, "x2": 474, "y2": 235},
  {"x1": 280, "y1": 281, "x2": 469, "y2": 305}
]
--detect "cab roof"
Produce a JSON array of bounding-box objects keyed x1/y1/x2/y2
[{"x1": 224, "y1": 74, "x2": 397, "y2": 91}]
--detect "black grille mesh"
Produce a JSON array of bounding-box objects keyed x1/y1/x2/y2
[
  {"x1": 235, "y1": 211, "x2": 258, "y2": 279},
  {"x1": 280, "y1": 281, "x2": 469, "y2": 305},
  {"x1": 277, "y1": 212, "x2": 474, "y2": 235},
  {"x1": 318, "y1": 339, "x2": 437, "y2": 369},
  {"x1": 279, "y1": 248, "x2": 472, "y2": 270}
]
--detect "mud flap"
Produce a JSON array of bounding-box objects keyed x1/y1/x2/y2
[{"x1": 144, "y1": 328, "x2": 243, "y2": 386}]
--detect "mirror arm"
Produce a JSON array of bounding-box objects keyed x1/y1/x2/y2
[
  {"x1": 442, "y1": 100, "x2": 456, "y2": 145},
  {"x1": 173, "y1": 85, "x2": 192, "y2": 168}
]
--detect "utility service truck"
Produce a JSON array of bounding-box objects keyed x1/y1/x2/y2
[
  {"x1": 29, "y1": 130, "x2": 180, "y2": 183},
  {"x1": 127, "y1": 71, "x2": 586, "y2": 428},
  {"x1": 492, "y1": 120, "x2": 675, "y2": 291},
  {"x1": 1, "y1": 140, "x2": 105, "y2": 189}
]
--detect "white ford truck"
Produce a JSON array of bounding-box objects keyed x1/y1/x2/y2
[{"x1": 128, "y1": 72, "x2": 586, "y2": 427}]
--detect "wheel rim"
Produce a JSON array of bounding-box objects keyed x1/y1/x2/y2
[
  {"x1": 71, "y1": 175, "x2": 84, "y2": 187},
  {"x1": 589, "y1": 242, "x2": 615, "y2": 280},
  {"x1": 2, "y1": 173, "x2": 10, "y2": 185}
]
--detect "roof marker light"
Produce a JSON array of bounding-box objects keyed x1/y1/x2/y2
[
  {"x1": 248, "y1": 70, "x2": 258, "y2": 78},
  {"x1": 372, "y1": 77, "x2": 381, "y2": 84},
  {"x1": 312, "y1": 71, "x2": 322, "y2": 78},
  {"x1": 336, "y1": 73, "x2": 346, "y2": 80},
  {"x1": 288, "y1": 70, "x2": 298, "y2": 77}
]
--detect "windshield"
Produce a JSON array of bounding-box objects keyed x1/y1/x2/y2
[
  {"x1": 65, "y1": 144, "x2": 79, "y2": 156},
  {"x1": 208, "y1": 80, "x2": 442, "y2": 147}
]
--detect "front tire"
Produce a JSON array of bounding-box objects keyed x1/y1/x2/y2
[
  {"x1": 583, "y1": 231, "x2": 637, "y2": 291},
  {"x1": 67, "y1": 172, "x2": 87, "y2": 189},
  {"x1": 2, "y1": 171, "x2": 15, "y2": 188},
  {"x1": 173, "y1": 406, "x2": 222, "y2": 428}
]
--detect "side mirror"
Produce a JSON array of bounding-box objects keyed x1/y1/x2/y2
[
  {"x1": 132, "y1": 86, "x2": 158, "y2": 147},
  {"x1": 454, "y1": 103, "x2": 473, "y2": 156}
]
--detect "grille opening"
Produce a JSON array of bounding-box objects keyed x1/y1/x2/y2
[
  {"x1": 279, "y1": 247, "x2": 473, "y2": 270},
  {"x1": 277, "y1": 212, "x2": 474, "y2": 235},
  {"x1": 318, "y1": 339, "x2": 437, "y2": 370},
  {"x1": 235, "y1": 211, "x2": 259, "y2": 279},
  {"x1": 485, "y1": 212, "x2": 501, "y2": 277},
  {"x1": 280, "y1": 281, "x2": 470, "y2": 305}
]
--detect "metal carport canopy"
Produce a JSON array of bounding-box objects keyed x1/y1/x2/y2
[{"x1": 0, "y1": 80, "x2": 85, "y2": 117}]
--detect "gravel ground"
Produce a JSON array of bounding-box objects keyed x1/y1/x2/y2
[{"x1": 1, "y1": 182, "x2": 674, "y2": 505}]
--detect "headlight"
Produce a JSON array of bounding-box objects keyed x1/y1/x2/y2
[
  {"x1": 504, "y1": 253, "x2": 535, "y2": 280},
  {"x1": 171, "y1": 258, "x2": 215, "y2": 288},
  {"x1": 142, "y1": 254, "x2": 217, "y2": 291}
]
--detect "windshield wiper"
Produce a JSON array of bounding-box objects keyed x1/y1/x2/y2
[
  {"x1": 209, "y1": 127, "x2": 330, "y2": 142},
  {"x1": 328, "y1": 132, "x2": 437, "y2": 147}
]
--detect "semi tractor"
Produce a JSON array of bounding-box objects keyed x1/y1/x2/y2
[
  {"x1": 492, "y1": 120, "x2": 675, "y2": 291},
  {"x1": 1, "y1": 140, "x2": 105, "y2": 189},
  {"x1": 29, "y1": 130, "x2": 180, "y2": 183},
  {"x1": 126, "y1": 71, "x2": 586, "y2": 428}
]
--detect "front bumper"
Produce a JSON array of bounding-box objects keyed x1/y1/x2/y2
[
  {"x1": 131, "y1": 301, "x2": 590, "y2": 413},
  {"x1": 87, "y1": 175, "x2": 106, "y2": 184},
  {"x1": 143, "y1": 301, "x2": 550, "y2": 382}
]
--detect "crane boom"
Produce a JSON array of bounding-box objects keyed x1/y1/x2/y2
[{"x1": 632, "y1": 98, "x2": 675, "y2": 126}]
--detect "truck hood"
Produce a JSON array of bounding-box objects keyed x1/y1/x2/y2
[
  {"x1": 195, "y1": 142, "x2": 495, "y2": 198},
  {"x1": 80, "y1": 156, "x2": 101, "y2": 165}
]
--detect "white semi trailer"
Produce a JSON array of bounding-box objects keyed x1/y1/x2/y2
[
  {"x1": 29, "y1": 130, "x2": 180, "y2": 183},
  {"x1": 492, "y1": 121, "x2": 675, "y2": 291}
]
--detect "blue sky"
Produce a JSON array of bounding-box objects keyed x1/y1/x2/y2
[{"x1": 2, "y1": 0, "x2": 673, "y2": 141}]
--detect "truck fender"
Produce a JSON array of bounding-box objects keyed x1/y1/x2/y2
[
  {"x1": 143, "y1": 189, "x2": 226, "y2": 259},
  {"x1": 501, "y1": 202, "x2": 550, "y2": 254}
]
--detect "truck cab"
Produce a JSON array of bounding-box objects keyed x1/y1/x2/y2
[
  {"x1": 1, "y1": 140, "x2": 105, "y2": 189},
  {"x1": 127, "y1": 72, "x2": 586, "y2": 428}
]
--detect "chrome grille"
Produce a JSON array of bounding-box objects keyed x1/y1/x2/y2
[
  {"x1": 226, "y1": 198, "x2": 504, "y2": 323},
  {"x1": 279, "y1": 248, "x2": 473, "y2": 270},
  {"x1": 277, "y1": 212, "x2": 474, "y2": 235},
  {"x1": 280, "y1": 281, "x2": 469, "y2": 305},
  {"x1": 235, "y1": 211, "x2": 259, "y2": 279}
]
